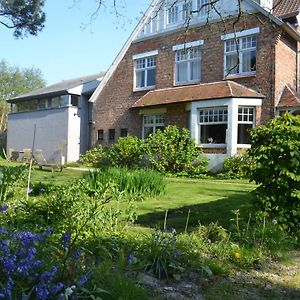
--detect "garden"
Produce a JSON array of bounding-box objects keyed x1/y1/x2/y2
[{"x1": 1, "y1": 114, "x2": 300, "y2": 299}]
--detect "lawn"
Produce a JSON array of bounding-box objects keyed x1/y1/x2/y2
[{"x1": 136, "y1": 177, "x2": 256, "y2": 230}]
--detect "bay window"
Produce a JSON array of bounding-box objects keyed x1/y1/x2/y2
[
  {"x1": 224, "y1": 35, "x2": 257, "y2": 76},
  {"x1": 175, "y1": 46, "x2": 201, "y2": 84},
  {"x1": 167, "y1": 5, "x2": 179, "y2": 24},
  {"x1": 197, "y1": 0, "x2": 210, "y2": 15},
  {"x1": 199, "y1": 108, "x2": 227, "y2": 144},
  {"x1": 237, "y1": 106, "x2": 255, "y2": 144},
  {"x1": 143, "y1": 114, "x2": 165, "y2": 138}
]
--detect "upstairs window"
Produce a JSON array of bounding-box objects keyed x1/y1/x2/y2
[
  {"x1": 143, "y1": 114, "x2": 165, "y2": 138},
  {"x1": 97, "y1": 129, "x2": 104, "y2": 141},
  {"x1": 135, "y1": 56, "x2": 156, "y2": 90},
  {"x1": 182, "y1": 1, "x2": 193, "y2": 20},
  {"x1": 199, "y1": 108, "x2": 228, "y2": 144},
  {"x1": 167, "y1": 5, "x2": 179, "y2": 24},
  {"x1": 225, "y1": 35, "x2": 257, "y2": 76},
  {"x1": 120, "y1": 128, "x2": 128, "y2": 137},
  {"x1": 175, "y1": 47, "x2": 201, "y2": 84}
]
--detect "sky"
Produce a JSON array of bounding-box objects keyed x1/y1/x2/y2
[{"x1": 1, "y1": 0, "x2": 151, "y2": 85}]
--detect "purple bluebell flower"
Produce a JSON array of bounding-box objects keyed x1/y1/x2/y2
[
  {"x1": 44, "y1": 227, "x2": 53, "y2": 238},
  {"x1": 78, "y1": 272, "x2": 92, "y2": 287},
  {"x1": 71, "y1": 248, "x2": 82, "y2": 260},
  {"x1": 61, "y1": 232, "x2": 71, "y2": 249},
  {"x1": 0, "y1": 204, "x2": 8, "y2": 213}
]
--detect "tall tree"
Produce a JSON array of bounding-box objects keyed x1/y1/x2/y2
[
  {"x1": 0, "y1": 60, "x2": 46, "y2": 131},
  {"x1": 0, "y1": 0, "x2": 46, "y2": 38}
]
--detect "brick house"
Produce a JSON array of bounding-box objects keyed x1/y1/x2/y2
[{"x1": 90, "y1": 0, "x2": 300, "y2": 170}]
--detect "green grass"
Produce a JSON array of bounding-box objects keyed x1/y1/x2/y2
[
  {"x1": 0, "y1": 160, "x2": 256, "y2": 230},
  {"x1": 136, "y1": 177, "x2": 256, "y2": 231}
]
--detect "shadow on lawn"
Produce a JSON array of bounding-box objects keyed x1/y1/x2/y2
[{"x1": 136, "y1": 191, "x2": 256, "y2": 231}]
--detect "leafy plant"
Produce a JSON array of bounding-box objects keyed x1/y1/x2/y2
[
  {"x1": 248, "y1": 113, "x2": 300, "y2": 231},
  {"x1": 83, "y1": 167, "x2": 165, "y2": 198},
  {"x1": 78, "y1": 146, "x2": 106, "y2": 167},
  {"x1": 142, "y1": 228, "x2": 182, "y2": 279},
  {"x1": 222, "y1": 152, "x2": 253, "y2": 179},
  {"x1": 145, "y1": 125, "x2": 208, "y2": 176},
  {"x1": 0, "y1": 165, "x2": 27, "y2": 204},
  {"x1": 108, "y1": 136, "x2": 145, "y2": 168}
]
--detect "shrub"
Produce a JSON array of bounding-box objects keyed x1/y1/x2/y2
[
  {"x1": 78, "y1": 146, "x2": 105, "y2": 167},
  {"x1": 145, "y1": 125, "x2": 208, "y2": 176},
  {"x1": 248, "y1": 113, "x2": 300, "y2": 231},
  {"x1": 108, "y1": 136, "x2": 145, "y2": 168},
  {"x1": 222, "y1": 152, "x2": 253, "y2": 179}
]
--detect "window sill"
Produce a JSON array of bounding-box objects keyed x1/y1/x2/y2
[
  {"x1": 198, "y1": 144, "x2": 227, "y2": 148},
  {"x1": 133, "y1": 86, "x2": 156, "y2": 93},
  {"x1": 237, "y1": 144, "x2": 251, "y2": 148},
  {"x1": 174, "y1": 81, "x2": 201, "y2": 87},
  {"x1": 223, "y1": 73, "x2": 256, "y2": 80}
]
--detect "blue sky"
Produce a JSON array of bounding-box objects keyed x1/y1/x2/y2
[{"x1": 1, "y1": 0, "x2": 151, "y2": 85}]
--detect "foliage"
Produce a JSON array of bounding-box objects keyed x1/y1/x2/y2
[
  {"x1": 109, "y1": 135, "x2": 145, "y2": 168},
  {"x1": 145, "y1": 125, "x2": 208, "y2": 176},
  {"x1": 0, "y1": 165, "x2": 27, "y2": 204},
  {"x1": 0, "y1": 0, "x2": 45, "y2": 38},
  {"x1": 142, "y1": 227, "x2": 181, "y2": 279},
  {"x1": 78, "y1": 145, "x2": 106, "y2": 167},
  {"x1": 247, "y1": 113, "x2": 300, "y2": 231},
  {"x1": 222, "y1": 151, "x2": 253, "y2": 179},
  {"x1": 83, "y1": 167, "x2": 166, "y2": 198},
  {"x1": 0, "y1": 60, "x2": 46, "y2": 132}
]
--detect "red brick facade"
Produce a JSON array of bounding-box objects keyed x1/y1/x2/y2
[{"x1": 92, "y1": 13, "x2": 298, "y2": 146}]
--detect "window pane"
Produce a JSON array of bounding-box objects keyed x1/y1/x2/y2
[
  {"x1": 37, "y1": 99, "x2": 47, "y2": 110},
  {"x1": 238, "y1": 124, "x2": 252, "y2": 144},
  {"x1": 242, "y1": 50, "x2": 256, "y2": 72},
  {"x1": 191, "y1": 59, "x2": 200, "y2": 81},
  {"x1": 109, "y1": 129, "x2": 115, "y2": 141},
  {"x1": 136, "y1": 70, "x2": 145, "y2": 88},
  {"x1": 120, "y1": 128, "x2": 128, "y2": 137},
  {"x1": 144, "y1": 126, "x2": 153, "y2": 138},
  {"x1": 98, "y1": 129, "x2": 104, "y2": 141},
  {"x1": 177, "y1": 62, "x2": 188, "y2": 82},
  {"x1": 200, "y1": 124, "x2": 227, "y2": 144},
  {"x1": 225, "y1": 53, "x2": 239, "y2": 75},
  {"x1": 147, "y1": 68, "x2": 156, "y2": 86},
  {"x1": 52, "y1": 97, "x2": 60, "y2": 108}
]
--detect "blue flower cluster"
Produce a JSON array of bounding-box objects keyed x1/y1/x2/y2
[{"x1": 0, "y1": 205, "x2": 91, "y2": 299}]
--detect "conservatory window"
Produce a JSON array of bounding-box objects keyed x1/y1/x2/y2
[
  {"x1": 237, "y1": 106, "x2": 255, "y2": 144},
  {"x1": 199, "y1": 107, "x2": 228, "y2": 144}
]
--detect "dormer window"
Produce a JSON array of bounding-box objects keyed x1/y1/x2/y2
[{"x1": 167, "y1": 5, "x2": 179, "y2": 24}]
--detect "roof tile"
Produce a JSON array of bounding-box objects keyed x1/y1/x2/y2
[
  {"x1": 278, "y1": 85, "x2": 300, "y2": 107},
  {"x1": 273, "y1": 0, "x2": 300, "y2": 17},
  {"x1": 132, "y1": 81, "x2": 263, "y2": 108}
]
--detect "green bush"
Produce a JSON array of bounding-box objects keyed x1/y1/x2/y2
[
  {"x1": 109, "y1": 136, "x2": 145, "y2": 168},
  {"x1": 222, "y1": 152, "x2": 253, "y2": 179},
  {"x1": 145, "y1": 125, "x2": 208, "y2": 176},
  {"x1": 78, "y1": 146, "x2": 105, "y2": 167},
  {"x1": 248, "y1": 113, "x2": 300, "y2": 231}
]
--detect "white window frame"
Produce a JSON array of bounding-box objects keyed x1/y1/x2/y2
[
  {"x1": 175, "y1": 46, "x2": 201, "y2": 84},
  {"x1": 198, "y1": 107, "x2": 228, "y2": 146},
  {"x1": 142, "y1": 114, "x2": 165, "y2": 139},
  {"x1": 133, "y1": 53, "x2": 157, "y2": 91},
  {"x1": 167, "y1": 5, "x2": 179, "y2": 25},
  {"x1": 224, "y1": 34, "x2": 257, "y2": 77},
  {"x1": 237, "y1": 106, "x2": 255, "y2": 146}
]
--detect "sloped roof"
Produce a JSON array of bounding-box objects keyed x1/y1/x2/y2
[
  {"x1": 10, "y1": 74, "x2": 103, "y2": 102},
  {"x1": 277, "y1": 85, "x2": 300, "y2": 108},
  {"x1": 90, "y1": 0, "x2": 300, "y2": 104},
  {"x1": 132, "y1": 81, "x2": 264, "y2": 108},
  {"x1": 273, "y1": 0, "x2": 300, "y2": 17}
]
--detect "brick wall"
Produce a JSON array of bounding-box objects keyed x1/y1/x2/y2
[
  {"x1": 275, "y1": 33, "x2": 298, "y2": 108},
  {"x1": 92, "y1": 13, "x2": 296, "y2": 146}
]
